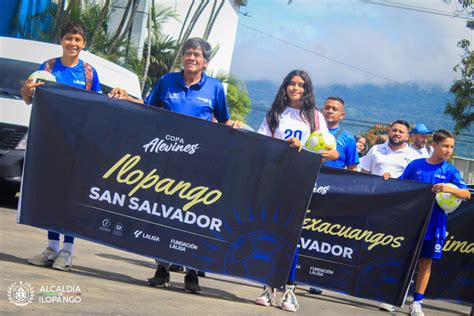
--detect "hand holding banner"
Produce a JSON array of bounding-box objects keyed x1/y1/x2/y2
[{"x1": 19, "y1": 83, "x2": 323, "y2": 290}]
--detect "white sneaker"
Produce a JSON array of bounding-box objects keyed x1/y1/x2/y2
[
  {"x1": 52, "y1": 249, "x2": 73, "y2": 271},
  {"x1": 409, "y1": 301, "x2": 424, "y2": 316},
  {"x1": 279, "y1": 285, "x2": 299, "y2": 312},
  {"x1": 255, "y1": 287, "x2": 276, "y2": 306},
  {"x1": 28, "y1": 247, "x2": 58, "y2": 266},
  {"x1": 379, "y1": 303, "x2": 395, "y2": 312}
]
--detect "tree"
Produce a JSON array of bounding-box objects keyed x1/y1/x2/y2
[
  {"x1": 362, "y1": 124, "x2": 389, "y2": 149},
  {"x1": 215, "y1": 73, "x2": 251, "y2": 123},
  {"x1": 444, "y1": 39, "x2": 474, "y2": 134}
]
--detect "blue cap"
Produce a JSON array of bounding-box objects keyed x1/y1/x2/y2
[{"x1": 411, "y1": 123, "x2": 433, "y2": 135}]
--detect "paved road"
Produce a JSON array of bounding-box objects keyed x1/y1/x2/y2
[{"x1": 0, "y1": 204, "x2": 471, "y2": 315}]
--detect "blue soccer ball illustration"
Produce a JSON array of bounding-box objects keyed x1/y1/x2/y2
[{"x1": 224, "y1": 231, "x2": 293, "y2": 284}]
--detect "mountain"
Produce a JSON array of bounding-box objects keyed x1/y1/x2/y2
[{"x1": 243, "y1": 80, "x2": 473, "y2": 158}]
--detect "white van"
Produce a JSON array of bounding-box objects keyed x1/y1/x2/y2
[{"x1": 0, "y1": 37, "x2": 142, "y2": 196}]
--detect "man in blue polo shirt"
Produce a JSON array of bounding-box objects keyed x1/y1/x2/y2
[
  {"x1": 109, "y1": 37, "x2": 241, "y2": 293},
  {"x1": 322, "y1": 96, "x2": 359, "y2": 170},
  {"x1": 110, "y1": 37, "x2": 239, "y2": 127}
]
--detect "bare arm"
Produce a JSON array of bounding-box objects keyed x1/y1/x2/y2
[
  {"x1": 320, "y1": 148, "x2": 339, "y2": 161},
  {"x1": 346, "y1": 164, "x2": 358, "y2": 171},
  {"x1": 108, "y1": 87, "x2": 143, "y2": 104}
]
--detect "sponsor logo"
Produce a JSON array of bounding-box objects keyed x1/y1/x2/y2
[
  {"x1": 99, "y1": 218, "x2": 111, "y2": 232},
  {"x1": 434, "y1": 174, "x2": 446, "y2": 179},
  {"x1": 133, "y1": 230, "x2": 160, "y2": 242},
  {"x1": 309, "y1": 266, "x2": 334, "y2": 277},
  {"x1": 73, "y1": 80, "x2": 86, "y2": 85},
  {"x1": 112, "y1": 222, "x2": 124, "y2": 236},
  {"x1": 38, "y1": 285, "x2": 81, "y2": 304},
  {"x1": 8, "y1": 281, "x2": 34, "y2": 306},
  {"x1": 169, "y1": 239, "x2": 198, "y2": 252},
  {"x1": 197, "y1": 97, "x2": 212, "y2": 105}
]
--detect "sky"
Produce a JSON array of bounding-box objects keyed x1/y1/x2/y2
[{"x1": 230, "y1": 0, "x2": 473, "y2": 89}]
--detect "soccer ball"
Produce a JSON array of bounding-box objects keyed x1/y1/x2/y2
[
  {"x1": 305, "y1": 131, "x2": 336, "y2": 153},
  {"x1": 435, "y1": 183, "x2": 463, "y2": 214},
  {"x1": 28, "y1": 70, "x2": 56, "y2": 83}
]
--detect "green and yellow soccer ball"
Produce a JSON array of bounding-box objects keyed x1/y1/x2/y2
[
  {"x1": 305, "y1": 131, "x2": 336, "y2": 153},
  {"x1": 28, "y1": 70, "x2": 56, "y2": 83},
  {"x1": 435, "y1": 183, "x2": 463, "y2": 214}
]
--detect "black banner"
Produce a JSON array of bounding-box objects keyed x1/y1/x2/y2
[
  {"x1": 295, "y1": 166, "x2": 434, "y2": 306},
  {"x1": 18, "y1": 83, "x2": 322, "y2": 290},
  {"x1": 423, "y1": 198, "x2": 474, "y2": 303}
]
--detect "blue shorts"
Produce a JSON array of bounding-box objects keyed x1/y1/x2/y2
[{"x1": 420, "y1": 238, "x2": 444, "y2": 260}]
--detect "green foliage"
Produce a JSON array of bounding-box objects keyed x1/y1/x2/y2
[
  {"x1": 362, "y1": 124, "x2": 389, "y2": 148},
  {"x1": 215, "y1": 73, "x2": 251, "y2": 123},
  {"x1": 444, "y1": 39, "x2": 474, "y2": 134}
]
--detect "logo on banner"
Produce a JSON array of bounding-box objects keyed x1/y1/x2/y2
[
  {"x1": 134, "y1": 230, "x2": 160, "y2": 242},
  {"x1": 38, "y1": 285, "x2": 81, "y2": 303},
  {"x1": 99, "y1": 218, "x2": 111, "y2": 232},
  {"x1": 309, "y1": 266, "x2": 334, "y2": 277},
  {"x1": 142, "y1": 134, "x2": 200, "y2": 155},
  {"x1": 313, "y1": 185, "x2": 330, "y2": 195},
  {"x1": 170, "y1": 239, "x2": 197, "y2": 252},
  {"x1": 8, "y1": 281, "x2": 35, "y2": 306},
  {"x1": 113, "y1": 222, "x2": 124, "y2": 236}
]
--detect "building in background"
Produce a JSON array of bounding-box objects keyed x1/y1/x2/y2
[{"x1": 107, "y1": 0, "x2": 247, "y2": 74}]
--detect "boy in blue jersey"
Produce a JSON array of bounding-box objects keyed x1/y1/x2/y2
[
  {"x1": 109, "y1": 37, "x2": 242, "y2": 293},
  {"x1": 21, "y1": 21, "x2": 102, "y2": 271},
  {"x1": 322, "y1": 96, "x2": 359, "y2": 170},
  {"x1": 398, "y1": 129, "x2": 470, "y2": 316}
]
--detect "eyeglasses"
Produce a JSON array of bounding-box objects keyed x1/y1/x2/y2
[{"x1": 183, "y1": 51, "x2": 204, "y2": 59}]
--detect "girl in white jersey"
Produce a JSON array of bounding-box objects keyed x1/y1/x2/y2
[
  {"x1": 255, "y1": 70, "x2": 338, "y2": 312},
  {"x1": 258, "y1": 70, "x2": 338, "y2": 161}
]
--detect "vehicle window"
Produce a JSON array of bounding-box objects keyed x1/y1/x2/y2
[{"x1": 0, "y1": 58, "x2": 39, "y2": 98}]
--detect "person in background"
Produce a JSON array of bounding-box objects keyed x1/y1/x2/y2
[
  {"x1": 409, "y1": 123, "x2": 433, "y2": 158},
  {"x1": 359, "y1": 120, "x2": 417, "y2": 179},
  {"x1": 354, "y1": 135, "x2": 368, "y2": 158},
  {"x1": 322, "y1": 96, "x2": 359, "y2": 170}
]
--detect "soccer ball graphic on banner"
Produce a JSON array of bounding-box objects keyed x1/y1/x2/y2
[
  {"x1": 28, "y1": 70, "x2": 56, "y2": 84},
  {"x1": 305, "y1": 131, "x2": 336, "y2": 153},
  {"x1": 435, "y1": 183, "x2": 463, "y2": 214},
  {"x1": 224, "y1": 232, "x2": 292, "y2": 286}
]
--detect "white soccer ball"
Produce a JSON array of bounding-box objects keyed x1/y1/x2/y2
[
  {"x1": 435, "y1": 183, "x2": 463, "y2": 214},
  {"x1": 28, "y1": 70, "x2": 56, "y2": 83},
  {"x1": 305, "y1": 131, "x2": 336, "y2": 153}
]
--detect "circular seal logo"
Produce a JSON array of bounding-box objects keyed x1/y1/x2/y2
[
  {"x1": 102, "y1": 219, "x2": 111, "y2": 228},
  {"x1": 8, "y1": 281, "x2": 35, "y2": 306},
  {"x1": 115, "y1": 223, "x2": 124, "y2": 231}
]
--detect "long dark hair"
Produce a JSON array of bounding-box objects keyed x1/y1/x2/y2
[
  {"x1": 266, "y1": 70, "x2": 316, "y2": 135},
  {"x1": 354, "y1": 134, "x2": 368, "y2": 157}
]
